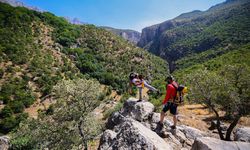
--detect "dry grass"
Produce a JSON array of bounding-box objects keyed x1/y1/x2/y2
[{"x1": 165, "y1": 104, "x2": 250, "y2": 132}]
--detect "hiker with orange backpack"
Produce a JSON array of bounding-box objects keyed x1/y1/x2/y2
[
  {"x1": 129, "y1": 72, "x2": 159, "y2": 102},
  {"x1": 158, "y1": 76, "x2": 187, "y2": 129}
]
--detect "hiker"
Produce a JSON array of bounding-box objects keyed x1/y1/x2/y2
[
  {"x1": 158, "y1": 76, "x2": 179, "y2": 129},
  {"x1": 129, "y1": 72, "x2": 159, "y2": 102}
]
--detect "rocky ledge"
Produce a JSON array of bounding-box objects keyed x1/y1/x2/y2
[{"x1": 98, "y1": 98, "x2": 250, "y2": 150}]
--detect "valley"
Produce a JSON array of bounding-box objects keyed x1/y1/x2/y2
[{"x1": 0, "y1": 0, "x2": 249, "y2": 149}]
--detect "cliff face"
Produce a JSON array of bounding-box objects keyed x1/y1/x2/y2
[
  {"x1": 137, "y1": 20, "x2": 188, "y2": 54},
  {"x1": 102, "y1": 27, "x2": 141, "y2": 44},
  {"x1": 137, "y1": 0, "x2": 250, "y2": 72}
]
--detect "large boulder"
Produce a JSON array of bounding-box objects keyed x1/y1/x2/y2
[
  {"x1": 98, "y1": 130, "x2": 117, "y2": 150},
  {"x1": 191, "y1": 137, "x2": 250, "y2": 150},
  {"x1": 179, "y1": 125, "x2": 207, "y2": 140},
  {"x1": 99, "y1": 119, "x2": 172, "y2": 150},
  {"x1": 106, "y1": 112, "x2": 126, "y2": 129},
  {"x1": 234, "y1": 127, "x2": 250, "y2": 142},
  {"x1": 0, "y1": 136, "x2": 9, "y2": 150},
  {"x1": 100, "y1": 98, "x2": 215, "y2": 150},
  {"x1": 120, "y1": 98, "x2": 155, "y2": 122}
]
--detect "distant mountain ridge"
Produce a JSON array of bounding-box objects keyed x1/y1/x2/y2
[
  {"x1": 102, "y1": 26, "x2": 141, "y2": 44},
  {"x1": 64, "y1": 17, "x2": 88, "y2": 25},
  {"x1": 137, "y1": 0, "x2": 250, "y2": 72},
  {"x1": 0, "y1": 0, "x2": 42, "y2": 11}
]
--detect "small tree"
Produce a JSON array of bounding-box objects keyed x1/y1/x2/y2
[
  {"x1": 187, "y1": 64, "x2": 250, "y2": 141},
  {"x1": 11, "y1": 79, "x2": 103, "y2": 149},
  {"x1": 52, "y1": 79, "x2": 102, "y2": 149}
]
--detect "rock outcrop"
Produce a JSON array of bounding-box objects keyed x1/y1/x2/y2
[
  {"x1": 99, "y1": 98, "x2": 250, "y2": 150},
  {"x1": 137, "y1": 0, "x2": 250, "y2": 72},
  {"x1": 234, "y1": 127, "x2": 250, "y2": 142},
  {"x1": 120, "y1": 98, "x2": 155, "y2": 122},
  {"x1": 99, "y1": 118, "x2": 172, "y2": 150},
  {"x1": 191, "y1": 137, "x2": 250, "y2": 150},
  {"x1": 99, "y1": 98, "x2": 207, "y2": 150},
  {"x1": 0, "y1": 136, "x2": 9, "y2": 150},
  {"x1": 102, "y1": 27, "x2": 141, "y2": 44}
]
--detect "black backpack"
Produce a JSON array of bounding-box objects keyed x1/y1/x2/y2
[{"x1": 172, "y1": 84, "x2": 185, "y2": 105}]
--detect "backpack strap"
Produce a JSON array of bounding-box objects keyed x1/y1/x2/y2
[{"x1": 171, "y1": 83, "x2": 178, "y2": 102}]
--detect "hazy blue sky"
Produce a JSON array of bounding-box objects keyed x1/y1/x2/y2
[{"x1": 20, "y1": 0, "x2": 225, "y2": 31}]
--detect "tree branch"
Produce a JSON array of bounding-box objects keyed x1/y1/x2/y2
[
  {"x1": 209, "y1": 104, "x2": 225, "y2": 140},
  {"x1": 225, "y1": 115, "x2": 241, "y2": 141}
]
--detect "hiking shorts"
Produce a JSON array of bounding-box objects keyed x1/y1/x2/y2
[{"x1": 162, "y1": 102, "x2": 177, "y2": 115}]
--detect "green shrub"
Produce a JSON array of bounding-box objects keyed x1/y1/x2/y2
[
  {"x1": 0, "y1": 106, "x2": 13, "y2": 118},
  {"x1": 103, "y1": 102, "x2": 123, "y2": 119},
  {"x1": 0, "y1": 116, "x2": 17, "y2": 134},
  {"x1": 16, "y1": 112, "x2": 28, "y2": 123},
  {"x1": 106, "y1": 86, "x2": 112, "y2": 96},
  {"x1": 98, "y1": 93, "x2": 106, "y2": 101},
  {"x1": 0, "y1": 95, "x2": 10, "y2": 104},
  {"x1": 9, "y1": 101, "x2": 25, "y2": 113},
  {"x1": 10, "y1": 136, "x2": 34, "y2": 150}
]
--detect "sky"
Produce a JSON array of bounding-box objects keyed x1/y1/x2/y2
[{"x1": 20, "y1": 0, "x2": 225, "y2": 32}]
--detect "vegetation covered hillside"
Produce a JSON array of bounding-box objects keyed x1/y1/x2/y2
[
  {"x1": 138, "y1": 0, "x2": 250, "y2": 72},
  {"x1": 138, "y1": 0, "x2": 250, "y2": 129},
  {"x1": 0, "y1": 2, "x2": 168, "y2": 135}
]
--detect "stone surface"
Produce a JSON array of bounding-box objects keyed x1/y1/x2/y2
[
  {"x1": 102, "y1": 27, "x2": 141, "y2": 44},
  {"x1": 120, "y1": 98, "x2": 155, "y2": 122},
  {"x1": 179, "y1": 125, "x2": 207, "y2": 140},
  {"x1": 106, "y1": 112, "x2": 126, "y2": 130},
  {"x1": 100, "y1": 98, "x2": 250, "y2": 150},
  {"x1": 234, "y1": 127, "x2": 250, "y2": 142},
  {"x1": 99, "y1": 119, "x2": 172, "y2": 150},
  {"x1": 98, "y1": 130, "x2": 117, "y2": 150},
  {"x1": 191, "y1": 137, "x2": 250, "y2": 150},
  {"x1": 0, "y1": 136, "x2": 9, "y2": 150}
]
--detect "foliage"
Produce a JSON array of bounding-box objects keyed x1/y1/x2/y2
[
  {"x1": 186, "y1": 65, "x2": 250, "y2": 141},
  {"x1": 10, "y1": 79, "x2": 103, "y2": 149},
  {"x1": 143, "y1": 0, "x2": 250, "y2": 72},
  {"x1": 174, "y1": 44, "x2": 250, "y2": 81},
  {"x1": 103, "y1": 101, "x2": 123, "y2": 119},
  {"x1": 61, "y1": 25, "x2": 168, "y2": 92},
  {"x1": 0, "y1": 106, "x2": 13, "y2": 118},
  {"x1": 0, "y1": 1, "x2": 168, "y2": 136}
]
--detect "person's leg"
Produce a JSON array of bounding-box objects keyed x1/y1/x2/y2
[
  {"x1": 160, "y1": 103, "x2": 169, "y2": 124},
  {"x1": 173, "y1": 115, "x2": 177, "y2": 127},
  {"x1": 138, "y1": 87, "x2": 142, "y2": 100},
  {"x1": 160, "y1": 111, "x2": 165, "y2": 124},
  {"x1": 170, "y1": 103, "x2": 178, "y2": 128}
]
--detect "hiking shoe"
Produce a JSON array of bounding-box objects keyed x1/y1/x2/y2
[
  {"x1": 157, "y1": 121, "x2": 164, "y2": 128},
  {"x1": 137, "y1": 99, "x2": 142, "y2": 102},
  {"x1": 170, "y1": 125, "x2": 176, "y2": 129},
  {"x1": 153, "y1": 121, "x2": 164, "y2": 132}
]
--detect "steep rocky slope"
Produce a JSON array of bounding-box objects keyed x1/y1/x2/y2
[
  {"x1": 99, "y1": 98, "x2": 250, "y2": 150},
  {"x1": 138, "y1": 0, "x2": 250, "y2": 72},
  {"x1": 102, "y1": 26, "x2": 141, "y2": 44}
]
